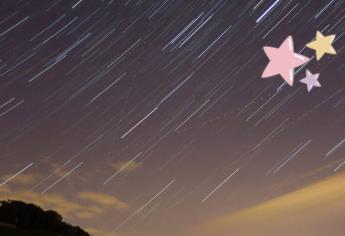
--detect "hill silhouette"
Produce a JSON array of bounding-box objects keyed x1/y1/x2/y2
[{"x1": 0, "y1": 200, "x2": 90, "y2": 236}]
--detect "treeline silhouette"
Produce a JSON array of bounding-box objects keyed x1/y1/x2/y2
[{"x1": 0, "y1": 200, "x2": 90, "y2": 236}]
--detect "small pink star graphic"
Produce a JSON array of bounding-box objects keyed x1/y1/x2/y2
[{"x1": 262, "y1": 36, "x2": 310, "y2": 86}]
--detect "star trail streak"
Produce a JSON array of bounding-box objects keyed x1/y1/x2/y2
[
  {"x1": 202, "y1": 168, "x2": 239, "y2": 203},
  {"x1": 41, "y1": 162, "x2": 84, "y2": 194},
  {"x1": 0, "y1": 163, "x2": 34, "y2": 187}
]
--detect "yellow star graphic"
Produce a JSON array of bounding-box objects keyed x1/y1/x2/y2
[{"x1": 306, "y1": 31, "x2": 336, "y2": 60}]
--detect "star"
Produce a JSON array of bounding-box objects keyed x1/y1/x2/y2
[
  {"x1": 306, "y1": 31, "x2": 336, "y2": 60},
  {"x1": 300, "y1": 69, "x2": 321, "y2": 92},
  {"x1": 262, "y1": 36, "x2": 310, "y2": 86}
]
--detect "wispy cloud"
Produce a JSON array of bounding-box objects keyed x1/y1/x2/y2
[
  {"x1": 111, "y1": 161, "x2": 142, "y2": 173},
  {"x1": 0, "y1": 187, "x2": 129, "y2": 221},
  {"x1": 189, "y1": 172, "x2": 345, "y2": 236},
  {"x1": 77, "y1": 191, "x2": 129, "y2": 209},
  {"x1": 86, "y1": 227, "x2": 123, "y2": 236}
]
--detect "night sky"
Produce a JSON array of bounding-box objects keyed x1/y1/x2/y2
[{"x1": 1, "y1": 1, "x2": 345, "y2": 236}]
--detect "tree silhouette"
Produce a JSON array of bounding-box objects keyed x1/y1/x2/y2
[{"x1": 0, "y1": 200, "x2": 90, "y2": 236}]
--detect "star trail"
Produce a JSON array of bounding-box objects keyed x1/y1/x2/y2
[{"x1": 1, "y1": 1, "x2": 345, "y2": 236}]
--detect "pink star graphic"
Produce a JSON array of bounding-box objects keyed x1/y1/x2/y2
[{"x1": 262, "y1": 36, "x2": 310, "y2": 86}]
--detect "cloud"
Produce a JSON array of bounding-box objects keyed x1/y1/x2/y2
[
  {"x1": 111, "y1": 161, "x2": 142, "y2": 173},
  {"x1": 0, "y1": 187, "x2": 128, "y2": 221},
  {"x1": 86, "y1": 227, "x2": 123, "y2": 236},
  {"x1": 0, "y1": 187, "x2": 131, "y2": 236},
  {"x1": 75, "y1": 211, "x2": 99, "y2": 220},
  {"x1": 0, "y1": 188, "x2": 83, "y2": 216},
  {"x1": 0, "y1": 185, "x2": 11, "y2": 193},
  {"x1": 189, "y1": 172, "x2": 345, "y2": 236},
  {"x1": 85, "y1": 227, "x2": 105, "y2": 235},
  {"x1": 77, "y1": 192, "x2": 128, "y2": 209}
]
